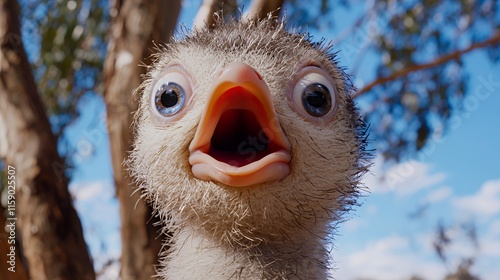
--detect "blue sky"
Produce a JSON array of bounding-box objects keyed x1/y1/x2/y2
[{"x1": 63, "y1": 1, "x2": 500, "y2": 279}]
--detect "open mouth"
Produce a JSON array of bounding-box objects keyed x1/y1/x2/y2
[
  {"x1": 188, "y1": 63, "x2": 291, "y2": 187},
  {"x1": 208, "y1": 88, "x2": 286, "y2": 167},
  {"x1": 210, "y1": 108, "x2": 270, "y2": 167}
]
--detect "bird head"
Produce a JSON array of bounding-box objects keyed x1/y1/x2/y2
[{"x1": 130, "y1": 19, "x2": 369, "y2": 246}]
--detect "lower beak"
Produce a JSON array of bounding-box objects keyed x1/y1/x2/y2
[{"x1": 188, "y1": 62, "x2": 291, "y2": 187}]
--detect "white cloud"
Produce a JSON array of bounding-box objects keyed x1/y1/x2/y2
[
  {"x1": 69, "y1": 180, "x2": 121, "y2": 274},
  {"x1": 453, "y1": 179, "x2": 500, "y2": 217},
  {"x1": 480, "y1": 220, "x2": 500, "y2": 257},
  {"x1": 335, "y1": 235, "x2": 445, "y2": 280},
  {"x1": 95, "y1": 247, "x2": 121, "y2": 280},
  {"x1": 424, "y1": 186, "x2": 453, "y2": 203},
  {"x1": 451, "y1": 219, "x2": 500, "y2": 280},
  {"x1": 70, "y1": 180, "x2": 115, "y2": 201},
  {"x1": 336, "y1": 176, "x2": 500, "y2": 280},
  {"x1": 96, "y1": 259, "x2": 120, "y2": 280},
  {"x1": 364, "y1": 156, "x2": 447, "y2": 195},
  {"x1": 335, "y1": 228, "x2": 500, "y2": 280}
]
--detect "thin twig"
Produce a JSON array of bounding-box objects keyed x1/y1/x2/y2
[{"x1": 353, "y1": 33, "x2": 500, "y2": 98}]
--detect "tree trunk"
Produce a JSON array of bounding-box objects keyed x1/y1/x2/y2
[
  {"x1": 1, "y1": 202, "x2": 29, "y2": 280},
  {"x1": 243, "y1": 0, "x2": 285, "y2": 21},
  {"x1": 193, "y1": 0, "x2": 223, "y2": 30},
  {"x1": 193, "y1": 0, "x2": 242, "y2": 30},
  {"x1": 103, "y1": 0, "x2": 180, "y2": 279},
  {"x1": 0, "y1": 0, "x2": 95, "y2": 279}
]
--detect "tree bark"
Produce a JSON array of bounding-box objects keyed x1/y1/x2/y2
[
  {"x1": 193, "y1": 0, "x2": 240, "y2": 30},
  {"x1": 193, "y1": 0, "x2": 279, "y2": 29},
  {"x1": 103, "y1": 0, "x2": 180, "y2": 279},
  {"x1": 0, "y1": 0, "x2": 95, "y2": 279},
  {"x1": 193, "y1": 0, "x2": 222, "y2": 30},
  {"x1": 1, "y1": 203, "x2": 29, "y2": 280},
  {"x1": 243, "y1": 0, "x2": 285, "y2": 21}
]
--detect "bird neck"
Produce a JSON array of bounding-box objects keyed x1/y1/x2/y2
[{"x1": 163, "y1": 226, "x2": 332, "y2": 279}]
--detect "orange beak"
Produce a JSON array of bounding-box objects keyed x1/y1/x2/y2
[{"x1": 189, "y1": 62, "x2": 291, "y2": 187}]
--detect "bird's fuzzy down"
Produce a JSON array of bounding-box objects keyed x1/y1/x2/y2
[{"x1": 129, "y1": 18, "x2": 370, "y2": 279}]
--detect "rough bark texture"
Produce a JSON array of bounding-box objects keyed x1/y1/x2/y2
[
  {"x1": 192, "y1": 0, "x2": 284, "y2": 30},
  {"x1": 244, "y1": 0, "x2": 285, "y2": 21},
  {"x1": 194, "y1": 0, "x2": 254, "y2": 30},
  {"x1": 193, "y1": 0, "x2": 222, "y2": 29},
  {"x1": 1, "y1": 204, "x2": 29, "y2": 280},
  {"x1": 103, "y1": 0, "x2": 180, "y2": 279},
  {"x1": 0, "y1": 0, "x2": 95, "y2": 279}
]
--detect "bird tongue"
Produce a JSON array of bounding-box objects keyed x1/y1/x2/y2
[{"x1": 188, "y1": 62, "x2": 291, "y2": 187}]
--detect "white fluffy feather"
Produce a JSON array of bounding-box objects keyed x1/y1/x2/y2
[{"x1": 129, "y1": 18, "x2": 370, "y2": 279}]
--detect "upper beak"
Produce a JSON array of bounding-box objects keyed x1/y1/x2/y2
[{"x1": 188, "y1": 62, "x2": 291, "y2": 187}]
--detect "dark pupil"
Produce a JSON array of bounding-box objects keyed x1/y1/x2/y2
[
  {"x1": 160, "y1": 89, "x2": 179, "y2": 108},
  {"x1": 306, "y1": 91, "x2": 327, "y2": 108},
  {"x1": 302, "y1": 83, "x2": 332, "y2": 117}
]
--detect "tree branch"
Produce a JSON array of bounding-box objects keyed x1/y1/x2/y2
[
  {"x1": 353, "y1": 33, "x2": 500, "y2": 98},
  {"x1": 243, "y1": 0, "x2": 285, "y2": 21},
  {"x1": 193, "y1": 0, "x2": 222, "y2": 30},
  {"x1": 193, "y1": 0, "x2": 284, "y2": 30}
]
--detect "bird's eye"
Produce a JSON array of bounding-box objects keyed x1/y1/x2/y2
[
  {"x1": 155, "y1": 83, "x2": 185, "y2": 116},
  {"x1": 301, "y1": 83, "x2": 332, "y2": 117},
  {"x1": 291, "y1": 66, "x2": 337, "y2": 120},
  {"x1": 151, "y1": 68, "x2": 192, "y2": 119}
]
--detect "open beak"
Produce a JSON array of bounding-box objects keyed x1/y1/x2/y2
[{"x1": 189, "y1": 62, "x2": 291, "y2": 187}]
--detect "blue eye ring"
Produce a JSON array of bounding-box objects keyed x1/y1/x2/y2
[
  {"x1": 155, "y1": 82, "x2": 186, "y2": 116},
  {"x1": 289, "y1": 66, "x2": 338, "y2": 123},
  {"x1": 150, "y1": 66, "x2": 193, "y2": 122}
]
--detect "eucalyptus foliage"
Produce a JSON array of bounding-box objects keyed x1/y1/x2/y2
[
  {"x1": 20, "y1": 0, "x2": 108, "y2": 140},
  {"x1": 286, "y1": 0, "x2": 499, "y2": 161},
  {"x1": 367, "y1": 0, "x2": 499, "y2": 160},
  {"x1": 19, "y1": 0, "x2": 500, "y2": 163}
]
